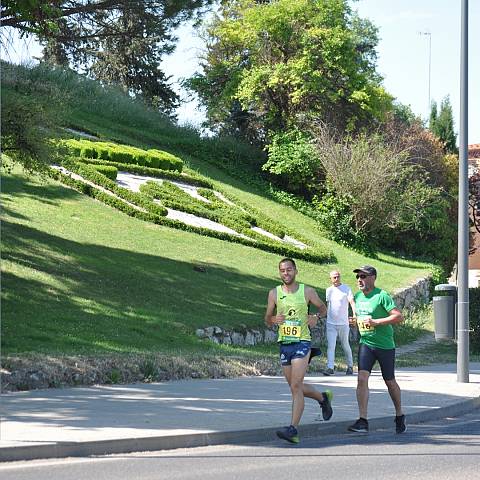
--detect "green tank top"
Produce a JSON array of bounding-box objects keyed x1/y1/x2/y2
[{"x1": 276, "y1": 283, "x2": 311, "y2": 343}]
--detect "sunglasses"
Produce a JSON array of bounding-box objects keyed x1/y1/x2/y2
[{"x1": 356, "y1": 274, "x2": 369, "y2": 279}]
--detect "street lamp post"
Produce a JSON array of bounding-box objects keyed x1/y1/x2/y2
[
  {"x1": 457, "y1": 0, "x2": 469, "y2": 383},
  {"x1": 419, "y1": 31, "x2": 432, "y2": 114}
]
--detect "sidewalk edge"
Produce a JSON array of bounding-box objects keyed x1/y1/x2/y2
[{"x1": 1, "y1": 396, "x2": 479, "y2": 463}]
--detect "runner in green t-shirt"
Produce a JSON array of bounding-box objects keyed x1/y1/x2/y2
[
  {"x1": 347, "y1": 265, "x2": 407, "y2": 434},
  {"x1": 264, "y1": 258, "x2": 333, "y2": 444}
]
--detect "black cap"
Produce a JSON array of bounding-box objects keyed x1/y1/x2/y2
[{"x1": 353, "y1": 265, "x2": 377, "y2": 276}]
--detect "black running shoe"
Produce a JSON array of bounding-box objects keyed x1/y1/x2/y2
[
  {"x1": 308, "y1": 347, "x2": 322, "y2": 364},
  {"x1": 395, "y1": 414, "x2": 407, "y2": 434},
  {"x1": 319, "y1": 390, "x2": 333, "y2": 421},
  {"x1": 348, "y1": 417, "x2": 369, "y2": 433},
  {"x1": 276, "y1": 425, "x2": 299, "y2": 444}
]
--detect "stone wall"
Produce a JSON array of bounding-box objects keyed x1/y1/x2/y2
[{"x1": 195, "y1": 276, "x2": 432, "y2": 346}]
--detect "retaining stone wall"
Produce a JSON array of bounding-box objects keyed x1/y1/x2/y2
[{"x1": 195, "y1": 276, "x2": 432, "y2": 346}]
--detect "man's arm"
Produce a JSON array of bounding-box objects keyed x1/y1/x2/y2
[
  {"x1": 365, "y1": 308, "x2": 403, "y2": 327},
  {"x1": 264, "y1": 288, "x2": 285, "y2": 327},
  {"x1": 305, "y1": 286, "x2": 327, "y2": 318},
  {"x1": 348, "y1": 296, "x2": 357, "y2": 318}
]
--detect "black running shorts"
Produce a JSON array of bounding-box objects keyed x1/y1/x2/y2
[{"x1": 358, "y1": 343, "x2": 395, "y2": 380}]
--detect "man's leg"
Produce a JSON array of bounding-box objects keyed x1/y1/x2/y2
[
  {"x1": 338, "y1": 324, "x2": 353, "y2": 368},
  {"x1": 385, "y1": 378, "x2": 403, "y2": 416},
  {"x1": 377, "y1": 349, "x2": 403, "y2": 416},
  {"x1": 356, "y1": 370, "x2": 370, "y2": 419},
  {"x1": 284, "y1": 356, "x2": 309, "y2": 426},
  {"x1": 326, "y1": 323, "x2": 337, "y2": 370}
]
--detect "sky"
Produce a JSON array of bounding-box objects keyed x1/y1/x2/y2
[{"x1": 4, "y1": 1, "x2": 480, "y2": 142}]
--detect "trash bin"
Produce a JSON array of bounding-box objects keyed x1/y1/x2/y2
[{"x1": 433, "y1": 284, "x2": 457, "y2": 341}]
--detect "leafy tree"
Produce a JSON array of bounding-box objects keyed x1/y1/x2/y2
[
  {"x1": 187, "y1": 0, "x2": 392, "y2": 143},
  {"x1": 1, "y1": 61, "x2": 67, "y2": 171},
  {"x1": 2, "y1": 1, "x2": 213, "y2": 114},
  {"x1": 429, "y1": 96, "x2": 458, "y2": 154}
]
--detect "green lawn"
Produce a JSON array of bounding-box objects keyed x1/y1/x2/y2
[
  {"x1": 1, "y1": 63, "x2": 434, "y2": 359},
  {"x1": 2, "y1": 161, "x2": 432, "y2": 356}
]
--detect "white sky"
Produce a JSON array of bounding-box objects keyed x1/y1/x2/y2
[{"x1": 3, "y1": 1, "x2": 479, "y2": 142}]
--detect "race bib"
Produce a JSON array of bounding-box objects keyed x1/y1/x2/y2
[
  {"x1": 357, "y1": 315, "x2": 374, "y2": 334},
  {"x1": 279, "y1": 319, "x2": 301, "y2": 342}
]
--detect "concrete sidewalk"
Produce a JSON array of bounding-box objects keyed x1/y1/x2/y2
[{"x1": 1, "y1": 363, "x2": 479, "y2": 462}]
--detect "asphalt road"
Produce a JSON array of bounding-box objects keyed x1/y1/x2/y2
[{"x1": 2, "y1": 410, "x2": 480, "y2": 480}]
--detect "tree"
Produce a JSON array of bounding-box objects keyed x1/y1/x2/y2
[
  {"x1": 187, "y1": 0, "x2": 392, "y2": 143},
  {"x1": 1, "y1": 61, "x2": 67, "y2": 171},
  {"x1": 470, "y1": 172, "x2": 480, "y2": 236},
  {"x1": 2, "y1": 1, "x2": 213, "y2": 114},
  {"x1": 429, "y1": 100, "x2": 438, "y2": 131},
  {"x1": 311, "y1": 123, "x2": 456, "y2": 264},
  {"x1": 429, "y1": 96, "x2": 458, "y2": 154}
]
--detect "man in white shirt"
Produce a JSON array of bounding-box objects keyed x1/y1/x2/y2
[{"x1": 324, "y1": 270, "x2": 356, "y2": 375}]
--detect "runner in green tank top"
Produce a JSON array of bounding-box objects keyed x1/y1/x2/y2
[{"x1": 264, "y1": 258, "x2": 333, "y2": 444}]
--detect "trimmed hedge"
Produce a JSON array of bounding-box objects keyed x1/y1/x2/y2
[
  {"x1": 61, "y1": 139, "x2": 183, "y2": 172},
  {"x1": 51, "y1": 164, "x2": 334, "y2": 263},
  {"x1": 92, "y1": 164, "x2": 118, "y2": 180},
  {"x1": 140, "y1": 181, "x2": 254, "y2": 231},
  {"x1": 60, "y1": 158, "x2": 168, "y2": 217},
  {"x1": 74, "y1": 158, "x2": 213, "y2": 188}
]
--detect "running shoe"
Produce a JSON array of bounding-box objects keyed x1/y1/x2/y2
[
  {"x1": 395, "y1": 414, "x2": 407, "y2": 434},
  {"x1": 348, "y1": 417, "x2": 369, "y2": 432},
  {"x1": 345, "y1": 366, "x2": 354, "y2": 375},
  {"x1": 319, "y1": 390, "x2": 333, "y2": 421},
  {"x1": 308, "y1": 347, "x2": 322, "y2": 364},
  {"x1": 276, "y1": 425, "x2": 299, "y2": 444},
  {"x1": 323, "y1": 368, "x2": 334, "y2": 376}
]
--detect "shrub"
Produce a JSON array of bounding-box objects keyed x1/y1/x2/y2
[
  {"x1": 92, "y1": 165, "x2": 118, "y2": 180},
  {"x1": 61, "y1": 139, "x2": 183, "y2": 172},
  {"x1": 147, "y1": 149, "x2": 183, "y2": 172},
  {"x1": 312, "y1": 124, "x2": 456, "y2": 264},
  {"x1": 313, "y1": 183, "x2": 370, "y2": 253},
  {"x1": 263, "y1": 128, "x2": 321, "y2": 195},
  {"x1": 470, "y1": 288, "x2": 480, "y2": 354}
]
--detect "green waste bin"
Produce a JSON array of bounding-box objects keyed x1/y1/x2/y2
[{"x1": 433, "y1": 284, "x2": 457, "y2": 341}]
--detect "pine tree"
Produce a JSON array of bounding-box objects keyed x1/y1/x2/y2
[{"x1": 429, "y1": 96, "x2": 458, "y2": 154}]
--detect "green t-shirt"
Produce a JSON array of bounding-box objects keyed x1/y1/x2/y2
[{"x1": 354, "y1": 287, "x2": 397, "y2": 349}]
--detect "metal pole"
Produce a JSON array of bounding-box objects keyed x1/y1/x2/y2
[
  {"x1": 419, "y1": 31, "x2": 432, "y2": 112},
  {"x1": 457, "y1": 0, "x2": 469, "y2": 383},
  {"x1": 427, "y1": 33, "x2": 431, "y2": 111}
]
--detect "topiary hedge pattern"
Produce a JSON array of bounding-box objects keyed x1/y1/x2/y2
[
  {"x1": 140, "y1": 181, "x2": 255, "y2": 232},
  {"x1": 76, "y1": 157, "x2": 212, "y2": 188},
  {"x1": 60, "y1": 157, "x2": 168, "y2": 217},
  {"x1": 61, "y1": 139, "x2": 183, "y2": 172},
  {"x1": 50, "y1": 166, "x2": 334, "y2": 263}
]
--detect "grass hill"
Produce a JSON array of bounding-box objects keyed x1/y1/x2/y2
[{"x1": 1, "y1": 62, "x2": 436, "y2": 388}]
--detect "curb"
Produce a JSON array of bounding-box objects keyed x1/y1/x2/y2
[{"x1": 1, "y1": 396, "x2": 479, "y2": 463}]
